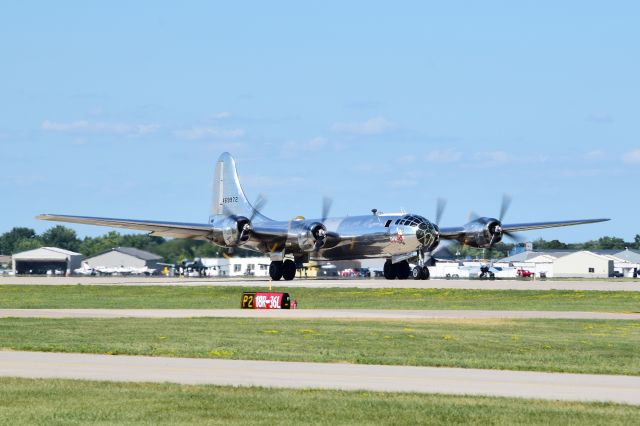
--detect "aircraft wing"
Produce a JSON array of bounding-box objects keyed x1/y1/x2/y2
[
  {"x1": 439, "y1": 218, "x2": 609, "y2": 239},
  {"x1": 500, "y1": 218, "x2": 610, "y2": 233},
  {"x1": 36, "y1": 214, "x2": 213, "y2": 240}
]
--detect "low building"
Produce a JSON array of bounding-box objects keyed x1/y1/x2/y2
[
  {"x1": 200, "y1": 257, "x2": 271, "y2": 277},
  {"x1": 12, "y1": 247, "x2": 82, "y2": 275},
  {"x1": 0, "y1": 255, "x2": 11, "y2": 268},
  {"x1": 553, "y1": 251, "x2": 614, "y2": 278},
  {"x1": 597, "y1": 249, "x2": 640, "y2": 278},
  {"x1": 495, "y1": 251, "x2": 561, "y2": 277},
  {"x1": 85, "y1": 247, "x2": 162, "y2": 272}
]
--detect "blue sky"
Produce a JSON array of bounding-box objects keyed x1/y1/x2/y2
[{"x1": 1, "y1": 1, "x2": 638, "y2": 242}]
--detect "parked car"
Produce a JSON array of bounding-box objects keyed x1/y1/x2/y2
[
  {"x1": 611, "y1": 271, "x2": 624, "y2": 278},
  {"x1": 340, "y1": 268, "x2": 358, "y2": 278},
  {"x1": 357, "y1": 268, "x2": 371, "y2": 278},
  {"x1": 517, "y1": 269, "x2": 535, "y2": 278}
]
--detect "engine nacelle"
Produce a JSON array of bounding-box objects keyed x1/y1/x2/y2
[
  {"x1": 460, "y1": 217, "x2": 503, "y2": 248},
  {"x1": 211, "y1": 216, "x2": 251, "y2": 247},
  {"x1": 296, "y1": 222, "x2": 327, "y2": 252}
]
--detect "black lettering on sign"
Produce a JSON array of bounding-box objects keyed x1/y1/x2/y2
[{"x1": 222, "y1": 196, "x2": 239, "y2": 204}]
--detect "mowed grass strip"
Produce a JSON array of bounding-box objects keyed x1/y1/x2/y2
[
  {"x1": 1, "y1": 285, "x2": 640, "y2": 311},
  {"x1": 0, "y1": 378, "x2": 638, "y2": 426},
  {"x1": 1, "y1": 318, "x2": 639, "y2": 375}
]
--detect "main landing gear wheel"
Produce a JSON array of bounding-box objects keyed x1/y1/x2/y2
[
  {"x1": 384, "y1": 260, "x2": 412, "y2": 280},
  {"x1": 383, "y1": 260, "x2": 396, "y2": 280},
  {"x1": 282, "y1": 259, "x2": 296, "y2": 281},
  {"x1": 269, "y1": 261, "x2": 283, "y2": 281},
  {"x1": 394, "y1": 260, "x2": 411, "y2": 280}
]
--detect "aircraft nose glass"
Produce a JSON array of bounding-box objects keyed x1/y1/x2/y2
[{"x1": 415, "y1": 219, "x2": 437, "y2": 246}]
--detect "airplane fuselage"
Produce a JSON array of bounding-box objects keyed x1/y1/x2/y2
[{"x1": 234, "y1": 213, "x2": 439, "y2": 261}]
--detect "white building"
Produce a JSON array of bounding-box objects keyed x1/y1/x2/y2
[
  {"x1": 553, "y1": 251, "x2": 614, "y2": 278},
  {"x1": 200, "y1": 257, "x2": 271, "y2": 277},
  {"x1": 601, "y1": 254, "x2": 639, "y2": 278},
  {"x1": 606, "y1": 249, "x2": 640, "y2": 277},
  {"x1": 12, "y1": 247, "x2": 82, "y2": 275}
]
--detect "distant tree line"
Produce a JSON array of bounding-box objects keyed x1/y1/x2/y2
[
  {"x1": 0, "y1": 226, "x2": 260, "y2": 264},
  {"x1": 1, "y1": 226, "x2": 639, "y2": 264}
]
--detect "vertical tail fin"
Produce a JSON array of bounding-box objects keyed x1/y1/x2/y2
[{"x1": 211, "y1": 153, "x2": 268, "y2": 221}]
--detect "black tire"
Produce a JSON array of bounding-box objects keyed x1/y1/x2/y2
[
  {"x1": 412, "y1": 266, "x2": 423, "y2": 280},
  {"x1": 395, "y1": 260, "x2": 411, "y2": 280},
  {"x1": 269, "y1": 261, "x2": 283, "y2": 281},
  {"x1": 282, "y1": 259, "x2": 296, "y2": 281},
  {"x1": 383, "y1": 260, "x2": 396, "y2": 280},
  {"x1": 421, "y1": 267, "x2": 430, "y2": 280}
]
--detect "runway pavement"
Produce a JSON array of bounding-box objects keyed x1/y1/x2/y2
[
  {"x1": 2, "y1": 308, "x2": 640, "y2": 320},
  {"x1": 1, "y1": 276, "x2": 639, "y2": 291},
  {"x1": 1, "y1": 351, "x2": 639, "y2": 404}
]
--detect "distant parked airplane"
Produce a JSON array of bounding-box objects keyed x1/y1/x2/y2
[{"x1": 38, "y1": 152, "x2": 609, "y2": 281}]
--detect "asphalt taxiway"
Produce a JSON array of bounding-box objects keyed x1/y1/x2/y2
[
  {"x1": 1, "y1": 308, "x2": 639, "y2": 320},
  {"x1": 1, "y1": 276, "x2": 639, "y2": 291},
  {"x1": 1, "y1": 351, "x2": 639, "y2": 405}
]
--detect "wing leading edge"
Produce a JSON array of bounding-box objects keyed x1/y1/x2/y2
[
  {"x1": 36, "y1": 214, "x2": 213, "y2": 240},
  {"x1": 501, "y1": 218, "x2": 610, "y2": 233},
  {"x1": 439, "y1": 218, "x2": 609, "y2": 239}
]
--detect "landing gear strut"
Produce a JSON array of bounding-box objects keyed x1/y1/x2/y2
[{"x1": 411, "y1": 249, "x2": 431, "y2": 280}]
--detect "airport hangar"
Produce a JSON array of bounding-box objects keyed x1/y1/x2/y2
[
  {"x1": 84, "y1": 247, "x2": 162, "y2": 271},
  {"x1": 11, "y1": 247, "x2": 82, "y2": 275},
  {"x1": 494, "y1": 248, "x2": 640, "y2": 278}
]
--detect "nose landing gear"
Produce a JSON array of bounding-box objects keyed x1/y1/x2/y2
[
  {"x1": 386, "y1": 249, "x2": 431, "y2": 281},
  {"x1": 412, "y1": 265, "x2": 430, "y2": 280},
  {"x1": 413, "y1": 248, "x2": 431, "y2": 280}
]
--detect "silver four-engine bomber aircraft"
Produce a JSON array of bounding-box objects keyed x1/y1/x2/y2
[{"x1": 38, "y1": 152, "x2": 609, "y2": 281}]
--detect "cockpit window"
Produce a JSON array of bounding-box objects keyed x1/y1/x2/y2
[{"x1": 399, "y1": 214, "x2": 429, "y2": 227}]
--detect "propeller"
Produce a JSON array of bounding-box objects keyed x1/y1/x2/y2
[
  {"x1": 435, "y1": 197, "x2": 446, "y2": 227},
  {"x1": 485, "y1": 194, "x2": 524, "y2": 259},
  {"x1": 496, "y1": 193, "x2": 523, "y2": 245},
  {"x1": 467, "y1": 211, "x2": 480, "y2": 222},
  {"x1": 321, "y1": 196, "x2": 332, "y2": 223},
  {"x1": 229, "y1": 194, "x2": 268, "y2": 255},
  {"x1": 313, "y1": 196, "x2": 333, "y2": 255},
  {"x1": 499, "y1": 194, "x2": 511, "y2": 222}
]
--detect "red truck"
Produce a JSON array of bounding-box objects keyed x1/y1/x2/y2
[{"x1": 517, "y1": 269, "x2": 534, "y2": 278}]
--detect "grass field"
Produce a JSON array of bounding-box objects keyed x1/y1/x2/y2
[
  {"x1": 0, "y1": 377, "x2": 638, "y2": 426},
  {"x1": 1, "y1": 285, "x2": 640, "y2": 311},
  {"x1": 1, "y1": 317, "x2": 639, "y2": 375}
]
